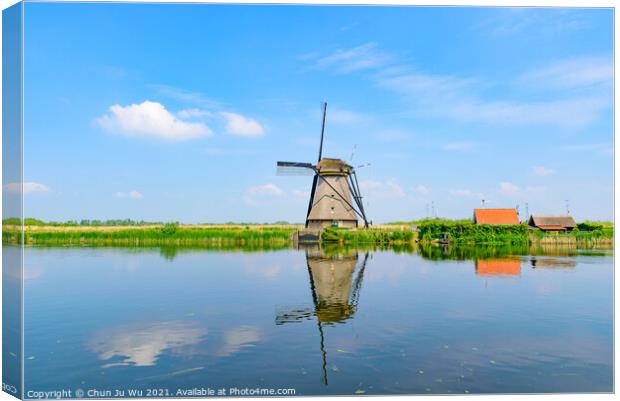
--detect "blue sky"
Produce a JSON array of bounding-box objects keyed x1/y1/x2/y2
[{"x1": 19, "y1": 3, "x2": 613, "y2": 223}]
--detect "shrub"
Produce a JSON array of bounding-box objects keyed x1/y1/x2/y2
[
  {"x1": 577, "y1": 222, "x2": 604, "y2": 232},
  {"x1": 417, "y1": 221, "x2": 528, "y2": 245},
  {"x1": 160, "y1": 222, "x2": 179, "y2": 236}
]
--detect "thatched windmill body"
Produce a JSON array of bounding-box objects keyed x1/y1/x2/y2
[{"x1": 277, "y1": 103, "x2": 369, "y2": 229}]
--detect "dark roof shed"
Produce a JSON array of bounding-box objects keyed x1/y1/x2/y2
[{"x1": 528, "y1": 215, "x2": 576, "y2": 229}]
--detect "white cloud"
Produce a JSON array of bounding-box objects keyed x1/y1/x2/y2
[
  {"x1": 145, "y1": 87, "x2": 268, "y2": 138},
  {"x1": 243, "y1": 183, "x2": 283, "y2": 205},
  {"x1": 146, "y1": 84, "x2": 220, "y2": 108},
  {"x1": 415, "y1": 185, "x2": 429, "y2": 195},
  {"x1": 376, "y1": 55, "x2": 610, "y2": 130},
  {"x1": 499, "y1": 182, "x2": 520, "y2": 195},
  {"x1": 378, "y1": 69, "x2": 474, "y2": 100},
  {"x1": 177, "y1": 108, "x2": 212, "y2": 119},
  {"x1": 379, "y1": 69, "x2": 608, "y2": 129},
  {"x1": 442, "y1": 141, "x2": 476, "y2": 151},
  {"x1": 116, "y1": 190, "x2": 143, "y2": 200},
  {"x1": 3, "y1": 182, "x2": 50, "y2": 194},
  {"x1": 532, "y1": 166, "x2": 556, "y2": 177},
  {"x1": 311, "y1": 42, "x2": 391, "y2": 74},
  {"x1": 518, "y1": 57, "x2": 612, "y2": 90},
  {"x1": 481, "y1": 9, "x2": 590, "y2": 37},
  {"x1": 96, "y1": 101, "x2": 212, "y2": 140},
  {"x1": 24, "y1": 182, "x2": 50, "y2": 193},
  {"x1": 220, "y1": 112, "x2": 265, "y2": 137}
]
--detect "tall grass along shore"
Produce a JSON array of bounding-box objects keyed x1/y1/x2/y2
[
  {"x1": 2, "y1": 218, "x2": 613, "y2": 247},
  {"x1": 3, "y1": 223, "x2": 299, "y2": 247},
  {"x1": 320, "y1": 226, "x2": 416, "y2": 245}
]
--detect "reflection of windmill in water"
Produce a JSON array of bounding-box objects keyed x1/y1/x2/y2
[
  {"x1": 277, "y1": 102, "x2": 369, "y2": 230},
  {"x1": 276, "y1": 247, "x2": 370, "y2": 385}
]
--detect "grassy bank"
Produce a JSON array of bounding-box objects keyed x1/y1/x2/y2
[
  {"x1": 320, "y1": 226, "x2": 416, "y2": 245},
  {"x1": 417, "y1": 220, "x2": 529, "y2": 245},
  {"x1": 415, "y1": 219, "x2": 613, "y2": 246},
  {"x1": 3, "y1": 223, "x2": 298, "y2": 247},
  {"x1": 3, "y1": 222, "x2": 418, "y2": 247},
  {"x1": 2, "y1": 219, "x2": 613, "y2": 248}
]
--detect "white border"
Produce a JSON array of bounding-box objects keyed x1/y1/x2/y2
[{"x1": 0, "y1": 2, "x2": 615, "y2": 401}]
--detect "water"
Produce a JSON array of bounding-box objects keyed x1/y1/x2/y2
[{"x1": 21, "y1": 245, "x2": 612, "y2": 396}]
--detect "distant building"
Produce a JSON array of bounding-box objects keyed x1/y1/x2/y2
[
  {"x1": 527, "y1": 215, "x2": 577, "y2": 232},
  {"x1": 473, "y1": 208, "x2": 520, "y2": 225}
]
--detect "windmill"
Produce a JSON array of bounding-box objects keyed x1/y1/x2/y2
[
  {"x1": 276, "y1": 247, "x2": 370, "y2": 385},
  {"x1": 277, "y1": 102, "x2": 369, "y2": 229}
]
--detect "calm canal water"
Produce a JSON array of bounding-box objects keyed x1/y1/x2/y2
[{"x1": 21, "y1": 245, "x2": 612, "y2": 395}]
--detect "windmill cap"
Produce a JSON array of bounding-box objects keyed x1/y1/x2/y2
[{"x1": 317, "y1": 158, "x2": 352, "y2": 175}]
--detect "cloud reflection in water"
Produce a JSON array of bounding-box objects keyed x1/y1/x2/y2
[{"x1": 89, "y1": 321, "x2": 207, "y2": 368}]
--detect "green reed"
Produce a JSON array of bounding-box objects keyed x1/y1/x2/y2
[
  {"x1": 5, "y1": 226, "x2": 297, "y2": 246},
  {"x1": 320, "y1": 227, "x2": 416, "y2": 245}
]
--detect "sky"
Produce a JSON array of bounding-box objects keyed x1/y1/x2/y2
[{"x1": 17, "y1": 3, "x2": 614, "y2": 223}]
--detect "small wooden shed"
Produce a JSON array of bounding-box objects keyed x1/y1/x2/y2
[{"x1": 527, "y1": 215, "x2": 577, "y2": 232}]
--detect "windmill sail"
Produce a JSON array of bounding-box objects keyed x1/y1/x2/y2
[
  {"x1": 317, "y1": 102, "x2": 327, "y2": 162},
  {"x1": 306, "y1": 102, "x2": 328, "y2": 227},
  {"x1": 306, "y1": 174, "x2": 319, "y2": 223},
  {"x1": 276, "y1": 161, "x2": 315, "y2": 176}
]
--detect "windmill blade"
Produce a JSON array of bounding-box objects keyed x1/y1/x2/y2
[
  {"x1": 305, "y1": 174, "x2": 319, "y2": 227},
  {"x1": 318, "y1": 102, "x2": 327, "y2": 162},
  {"x1": 351, "y1": 170, "x2": 369, "y2": 227},
  {"x1": 277, "y1": 161, "x2": 316, "y2": 176}
]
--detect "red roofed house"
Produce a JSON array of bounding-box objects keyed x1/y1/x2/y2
[{"x1": 473, "y1": 208, "x2": 520, "y2": 225}]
